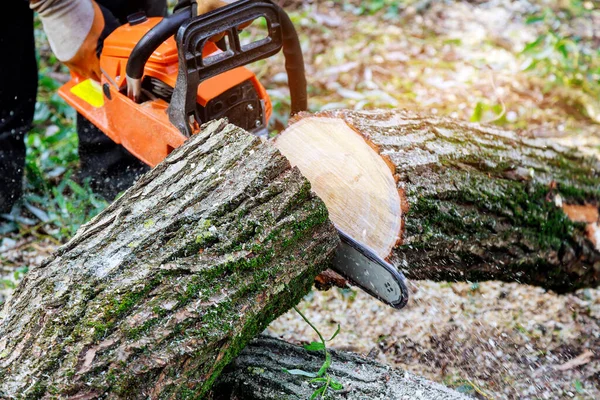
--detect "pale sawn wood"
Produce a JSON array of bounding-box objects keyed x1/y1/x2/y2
[{"x1": 274, "y1": 117, "x2": 403, "y2": 259}]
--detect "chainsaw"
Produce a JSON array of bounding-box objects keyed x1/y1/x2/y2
[{"x1": 58, "y1": 0, "x2": 408, "y2": 309}]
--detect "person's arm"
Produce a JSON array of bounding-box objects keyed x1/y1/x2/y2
[{"x1": 31, "y1": 0, "x2": 108, "y2": 80}]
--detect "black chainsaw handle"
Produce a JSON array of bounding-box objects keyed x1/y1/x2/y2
[
  {"x1": 126, "y1": 0, "x2": 307, "y2": 116},
  {"x1": 279, "y1": 7, "x2": 307, "y2": 115}
]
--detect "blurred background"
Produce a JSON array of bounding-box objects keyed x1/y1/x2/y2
[{"x1": 1, "y1": 1, "x2": 599, "y2": 398}]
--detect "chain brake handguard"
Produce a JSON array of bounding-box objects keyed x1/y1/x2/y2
[{"x1": 167, "y1": 0, "x2": 284, "y2": 136}]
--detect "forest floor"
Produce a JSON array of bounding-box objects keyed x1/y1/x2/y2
[{"x1": 1, "y1": 0, "x2": 600, "y2": 399}]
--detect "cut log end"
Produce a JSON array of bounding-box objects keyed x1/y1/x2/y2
[{"x1": 274, "y1": 117, "x2": 403, "y2": 258}]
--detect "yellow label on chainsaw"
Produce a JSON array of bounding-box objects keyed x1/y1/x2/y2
[{"x1": 70, "y1": 79, "x2": 104, "y2": 108}]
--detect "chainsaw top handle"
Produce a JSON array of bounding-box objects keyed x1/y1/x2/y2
[
  {"x1": 125, "y1": 0, "x2": 307, "y2": 136},
  {"x1": 125, "y1": 3, "x2": 193, "y2": 99}
]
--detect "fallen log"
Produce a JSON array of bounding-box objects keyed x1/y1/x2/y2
[
  {"x1": 1, "y1": 109, "x2": 599, "y2": 398},
  {"x1": 211, "y1": 335, "x2": 467, "y2": 400},
  {"x1": 275, "y1": 109, "x2": 600, "y2": 293},
  {"x1": 0, "y1": 120, "x2": 339, "y2": 398}
]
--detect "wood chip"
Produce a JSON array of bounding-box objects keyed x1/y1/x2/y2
[{"x1": 554, "y1": 350, "x2": 594, "y2": 371}]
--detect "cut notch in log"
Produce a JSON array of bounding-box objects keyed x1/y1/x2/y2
[{"x1": 274, "y1": 117, "x2": 403, "y2": 259}]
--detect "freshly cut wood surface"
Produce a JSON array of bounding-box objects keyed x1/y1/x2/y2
[{"x1": 274, "y1": 117, "x2": 402, "y2": 258}]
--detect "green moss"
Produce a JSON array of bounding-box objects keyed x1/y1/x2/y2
[
  {"x1": 557, "y1": 183, "x2": 599, "y2": 203},
  {"x1": 159, "y1": 195, "x2": 331, "y2": 398},
  {"x1": 74, "y1": 179, "x2": 330, "y2": 397},
  {"x1": 88, "y1": 321, "x2": 109, "y2": 341},
  {"x1": 222, "y1": 219, "x2": 265, "y2": 253},
  {"x1": 281, "y1": 180, "x2": 312, "y2": 216},
  {"x1": 282, "y1": 202, "x2": 329, "y2": 249},
  {"x1": 87, "y1": 274, "x2": 165, "y2": 342},
  {"x1": 407, "y1": 165, "x2": 593, "y2": 251},
  {"x1": 28, "y1": 381, "x2": 47, "y2": 400},
  {"x1": 126, "y1": 317, "x2": 160, "y2": 340},
  {"x1": 201, "y1": 241, "x2": 325, "y2": 398}
]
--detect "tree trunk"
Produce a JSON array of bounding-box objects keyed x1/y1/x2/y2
[
  {"x1": 1, "y1": 109, "x2": 599, "y2": 398},
  {"x1": 211, "y1": 335, "x2": 467, "y2": 400},
  {"x1": 275, "y1": 109, "x2": 600, "y2": 293},
  {"x1": 0, "y1": 120, "x2": 339, "y2": 398}
]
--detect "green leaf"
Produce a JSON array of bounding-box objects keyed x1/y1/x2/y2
[
  {"x1": 525, "y1": 15, "x2": 545, "y2": 24},
  {"x1": 521, "y1": 35, "x2": 546, "y2": 54},
  {"x1": 0, "y1": 279, "x2": 16, "y2": 289},
  {"x1": 67, "y1": 180, "x2": 87, "y2": 197},
  {"x1": 23, "y1": 202, "x2": 50, "y2": 223},
  {"x1": 304, "y1": 341, "x2": 326, "y2": 352},
  {"x1": 38, "y1": 75, "x2": 60, "y2": 91},
  {"x1": 574, "y1": 380, "x2": 584, "y2": 393},
  {"x1": 556, "y1": 41, "x2": 570, "y2": 59},
  {"x1": 310, "y1": 386, "x2": 326, "y2": 400},
  {"x1": 470, "y1": 102, "x2": 485, "y2": 122},
  {"x1": 316, "y1": 351, "x2": 332, "y2": 377},
  {"x1": 328, "y1": 324, "x2": 341, "y2": 341},
  {"x1": 283, "y1": 368, "x2": 317, "y2": 378},
  {"x1": 329, "y1": 378, "x2": 343, "y2": 391}
]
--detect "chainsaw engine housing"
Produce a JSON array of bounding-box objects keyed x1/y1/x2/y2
[{"x1": 59, "y1": 16, "x2": 271, "y2": 167}]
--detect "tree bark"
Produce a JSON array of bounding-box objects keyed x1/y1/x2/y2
[
  {"x1": 277, "y1": 110, "x2": 600, "y2": 293},
  {"x1": 0, "y1": 120, "x2": 339, "y2": 398},
  {"x1": 1, "y1": 109, "x2": 599, "y2": 398},
  {"x1": 211, "y1": 335, "x2": 467, "y2": 400}
]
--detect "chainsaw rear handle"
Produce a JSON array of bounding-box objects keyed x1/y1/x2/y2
[
  {"x1": 279, "y1": 7, "x2": 307, "y2": 116},
  {"x1": 125, "y1": 0, "x2": 307, "y2": 122}
]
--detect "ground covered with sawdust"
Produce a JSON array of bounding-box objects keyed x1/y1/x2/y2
[
  {"x1": 1, "y1": 1, "x2": 599, "y2": 399},
  {"x1": 264, "y1": 1, "x2": 600, "y2": 399}
]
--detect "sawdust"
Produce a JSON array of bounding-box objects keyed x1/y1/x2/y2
[{"x1": 269, "y1": 281, "x2": 600, "y2": 399}]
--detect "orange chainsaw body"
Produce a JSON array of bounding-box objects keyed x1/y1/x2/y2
[{"x1": 58, "y1": 17, "x2": 272, "y2": 167}]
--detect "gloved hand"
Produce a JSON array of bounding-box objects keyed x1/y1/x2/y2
[
  {"x1": 33, "y1": 0, "x2": 244, "y2": 82},
  {"x1": 195, "y1": 0, "x2": 253, "y2": 42},
  {"x1": 31, "y1": 0, "x2": 112, "y2": 81},
  {"x1": 195, "y1": 0, "x2": 228, "y2": 15}
]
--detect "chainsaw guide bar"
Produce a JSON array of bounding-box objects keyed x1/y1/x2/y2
[{"x1": 333, "y1": 229, "x2": 409, "y2": 309}]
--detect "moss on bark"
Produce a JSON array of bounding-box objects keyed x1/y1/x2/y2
[
  {"x1": 0, "y1": 120, "x2": 339, "y2": 398},
  {"x1": 318, "y1": 109, "x2": 600, "y2": 292}
]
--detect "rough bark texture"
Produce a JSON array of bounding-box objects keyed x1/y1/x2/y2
[
  {"x1": 0, "y1": 120, "x2": 339, "y2": 398},
  {"x1": 312, "y1": 109, "x2": 600, "y2": 293},
  {"x1": 211, "y1": 335, "x2": 467, "y2": 400},
  {"x1": 2, "y1": 108, "x2": 598, "y2": 398}
]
